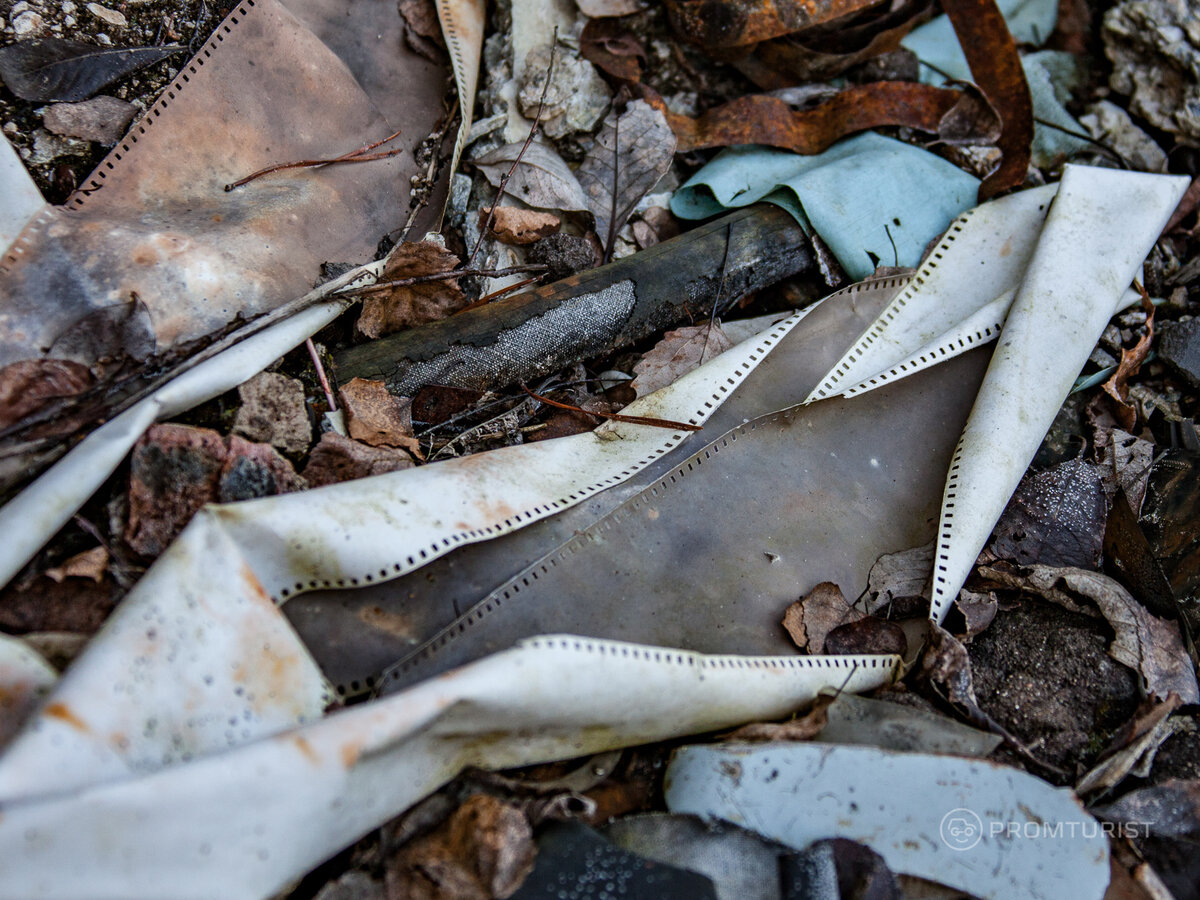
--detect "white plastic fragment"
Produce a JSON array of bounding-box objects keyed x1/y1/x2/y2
[
  {"x1": 0, "y1": 134, "x2": 45, "y2": 256},
  {"x1": 927, "y1": 165, "x2": 1188, "y2": 622},
  {"x1": 665, "y1": 742, "x2": 1111, "y2": 900},
  {"x1": 0, "y1": 638, "x2": 898, "y2": 899}
]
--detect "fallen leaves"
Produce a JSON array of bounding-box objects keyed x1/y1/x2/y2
[
  {"x1": 357, "y1": 241, "x2": 468, "y2": 340},
  {"x1": 782, "y1": 582, "x2": 864, "y2": 653},
  {"x1": 0, "y1": 359, "x2": 92, "y2": 431},
  {"x1": 339, "y1": 378, "x2": 422, "y2": 457},
  {"x1": 385, "y1": 794, "x2": 535, "y2": 900},
  {"x1": 1103, "y1": 291, "x2": 1157, "y2": 431},
  {"x1": 577, "y1": 98, "x2": 676, "y2": 259},
  {"x1": 472, "y1": 141, "x2": 591, "y2": 213},
  {"x1": 979, "y1": 564, "x2": 1199, "y2": 703},
  {"x1": 0, "y1": 38, "x2": 181, "y2": 102},
  {"x1": 480, "y1": 207, "x2": 562, "y2": 245},
  {"x1": 630, "y1": 323, "x2": 733, "y2": 398}
]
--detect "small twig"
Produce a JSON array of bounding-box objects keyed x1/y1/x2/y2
[
  {"x1": 305, "y1": 339, "x2": 338, "y2": 412},
  {"x1": 602, "y1": 113, "x2": 621, "y2": 264},
  {"x1": 341, "y1": 264, "x2": 548, "y2": 298},
  {"x1": 521, "y1": 385, "x2": 702, "y2": 432},
  {"x1": 467, "y1": 33, "x2": 557, "y2": 268},
  {"x1": 702, "y1": 220, "x2": 734, "y2": 360},
  {"x1": 401, "y1": 95, "x2": 461, "y2": 243},
  {"x1": 458, "y1": 275, "x2": 545, "y2": 312},
  {"x1": 225, "y1": 129, "x2": 405, "y2": 191}
]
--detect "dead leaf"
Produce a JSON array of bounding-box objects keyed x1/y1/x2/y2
[
  {"x1": 823, "y1": 617, "x2": 908, "y2": 656},
  {"x1": 472, "y1": 142, "x2": 591, "y2": 213},
  {"x1": 0, "y1": 359, "x2": 93, "y2": 431},
  {"x1": 987, "y1": 457, "x2": 1109, "y2": 570},
  {"x1": 1098, "y1": 428, "x2": 1155, "y2": 513},
  {"x1": 481, "y1": 207, "x2": 561, "y2": 245},
  {"x1": 1103, "y1": 293, "x2": 1156, "y2": 431},
  {"x1": 301, "y1": 432, "x2": 416, "y2": 488},
  {"x1": 357, "y1": 241, "x2": 466, "y2": 340},
  {"x1": 385, "y1": 794, "x2": 535, "y2": 900},
  {"x1": 0, "y1": 38, "x2": 181, "y2": 102},
  {"x1": 1076, "y1": 693, "x2": 1184, "y2": 797},
  {"x1": 339, "y1": 378, "x2": 422, "y2": 456},
  {"x1": 630, "y1": 206, "x2": 679, "y2": 250},
  {"x1": 782, "y1": 582, "x2": 865, "y2": 653},
  {"x1": 978, "y1": 564, "x2": 1200, "y2": 703},
  {"x1": 723, "y1": 694, "x2": 834, "y2": 742},
  {"x1": 44, "y1": 546, "x2": 108, "y2": 584},
  {"x1": 630, "y1": 323, "x2": 734, "y2": 398},
  {"x1": 576, "y1": 98, "x2": 676, "y2": 258},
  {"x1": 576, "y1": 0, "x2": 644, "y2": 16},
  {"x1": 865, "y1": 541, "x2": 934, "y2": 613},
  {"x1": 953, "y1": 589, "x2": 998, "y2": 639},
  {"x1": 580, "y1": 19, "x2": 646, "y2": 83},
  {"x1": 398, "y1": 0, "x2": 446, "y2": 60}
]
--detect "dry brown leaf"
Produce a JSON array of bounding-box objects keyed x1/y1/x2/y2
[
  {"x1": 472, "y1": 142, "x2": 590, "y2": 213},
  {"x1": 44, "y1": 546, "x2": 108, "y2": 584},
  {"x1": 1076, "y1": 693, "x2": 1184, "y2": 797},
  {"x1": 865, "y1": 541, "x2": 934, "y2": 613},
  {"x1": 339, "y1": 378, "x2": 422, "y2": 456},
  {"x1": 723, "y1": 694, "x2": 835, "y2": 743},
  {"x1": 357, "y1": 241, "x2": 466, "y2": 340},
  {"x1": 630, "y1": 323, "x2": 734, "y2": 398},
  {"x1": 481, "y1": 206, "x2": 562, "y2": 245},
  {"x1": 301, "y1": 432, "x2": 416, "y2": 488},
  {"x1": 979, "y1": 564, "x2": 1200, "y2": 703},
  {"x1": 385, "y1": 794, "x2": 535, "y2": 900},
  {"x1": 1103, "y1": 293, "x2": 1156, "y2": 431},
  {"x1": 824, "y1": 617, "x2": 907, "y2": 656},
  {"x1": 397, "y1": 0, "x2": 445, "y2": 59},
  {"x1": 0, "y1": 358, "x2": 93, "y2": 430},
  {"x1": 576, "y1": 98, "x2": 676, "y2": 257},
  {"x1": 782, "y1": 581, "x2": 865, "y2": 653},
  {"x1": 579, "y1": 18, "x2": 646, "y2": 83}
]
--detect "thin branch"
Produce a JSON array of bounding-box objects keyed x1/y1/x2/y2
[
  {"x1": 521, "y1": 385, "x2": 702, "y2": 432},
  {"x1": 225, "y1": 129, "x2": 405, "y2": 192},
  {"x1": 458, "y1": 274, "x2": 545, "y2": 312},
  {"x1": 340, "y1": 264, "x2": 548, "y2": 298},
  {"x1": 306, "y1": 339, "x2": 338, "y2": 412},
  {"x1": 467, "y1": 33, "x2": 558, "y2": 268}
]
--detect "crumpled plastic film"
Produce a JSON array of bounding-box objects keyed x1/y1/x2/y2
[
  {"x1": 0, "y1": 136, "x2": 42, "y2": 254},
  {"x1": 0, "y1": 0, "x2": 446, "y2": 370},
  {"x1": 0, "y1": 638, "x2": 897, "y2": 899},
  {"x1": 926, "y1": 165, "x2": 1187, "y2": 622},
  {"x1": 665, "y1": 742, "x2": 1110, "y2": 900},
  {"x1": 670, "y1": 132, "x2": 980, "y2": 279}
]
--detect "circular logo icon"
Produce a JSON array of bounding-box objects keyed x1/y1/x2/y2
[{"x1": 940, "y1": 808, "x2": 983, "y2": 851}]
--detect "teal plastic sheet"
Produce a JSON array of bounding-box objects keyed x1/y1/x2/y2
[
  {"x1": 671, "y1": 133, "x2": 979, "y2": 280},
  {"x1": 901, "y1": 0, "x2": 1090, "y2": 167}
]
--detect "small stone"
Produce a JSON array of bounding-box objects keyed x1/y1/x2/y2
[
  {"x1": 61, "y1": 1, "x2": 77, "y2": 13},
  {"x1": 527, "y1": 233, "x2": 596, "y2": 279},
  {"x1": 62, "y1": 14, "x2": 75, "y2": 26},
  {"x1": 1080, "y1": 100, "x2": 1168, "y2": 172},
  {"x1": 10, "y1": 2, "x2": 29, "y2": 15},
  {"x1": 86, "y1": 3, "x2": 126, "y2": 28},
  {"x1": 518, "y1": 45, "x2": 611, "y2": 140},
  {"x1": 95, "y1": 32, "x2": 111, "y2": 45},
  {"x1": 28, "y1": 128, "x2": 90, "y2": 165},
  {"x1": 232, "y1": 371, "x2": 312, "y2": 457},
  {"x1": 12, "y1": 10, "x2": 45, "y2": 36},
  {"x1": 126, "y1": 424, "x2": 304, "y2": 557},
  {"x1": 1158, "y1": 318, "x2": 1200, "y2": 391},
  {"x1": 301, "y1": 432, "x2": 416, "y2": 487},
  {"x1": 43, "y1": 96, "x2": 136, "y2": 144}
]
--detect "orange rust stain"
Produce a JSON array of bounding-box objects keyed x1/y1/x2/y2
[
  {"x1": 358, "y1": 605, "x2": 418, "y2": 640},
  {"x1": 340, "y1": 742, "x2": 361, "y2": 768},
  {"x1": 241, "y1": 563, "x2": 273, "y2": 606},
  {"x1": 132, "y1": 248, "x2": 157, "y2": 266},
  {"x1": 44, "y1": 702, "x2": 90, "y2": 732},
  {"x1": 293, "y1": 736, "x2": 320, "y2": 764}
]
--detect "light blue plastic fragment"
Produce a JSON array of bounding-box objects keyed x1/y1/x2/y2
[
  {"x1": 901, "y1": 0, "x2": 1089, "y2": 167},
  {"x1": 900, "y1": 0, "x2": 1059, "y2": 83},
  {"x1": 671, "y1": 133, "x2": 979, "y2": 280}
]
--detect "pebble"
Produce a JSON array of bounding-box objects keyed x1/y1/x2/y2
[
  {"x1": 43, "y1": 95, "x2": 136, "y2": 144},
  {"x1": 1158, "y1": 318, "x2": 1200, "y2": 391},
  {"x1": 61, "y1": 1, "x2": 76, "y2": 11},
  {"x1": 12, "y1": 10, "x2": 45, "y2": 36},
  {"x1": 87, "y1": 3, "x2": 127, "y2": 28},
  {"x1": 95, "y1": 31, "x2": 111, "y2": 44}
]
